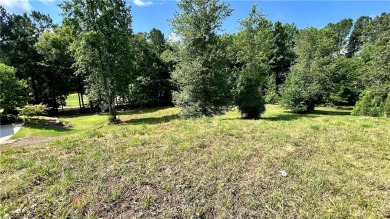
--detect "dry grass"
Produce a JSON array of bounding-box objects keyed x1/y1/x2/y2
[{"x1": 0, "y1": 105, "x2": 389, "y2": 218}]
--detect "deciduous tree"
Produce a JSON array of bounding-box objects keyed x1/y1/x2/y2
[
  {"x1": 61, "y1": 0, "x2": 134, "y2": 122},
  {"x1": 170, "y1": 0, "x2": 233, "y2": 117}
]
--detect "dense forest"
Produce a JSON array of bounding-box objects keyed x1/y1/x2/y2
[{"x1": 1, "y1": 0, "x2": 389, "y2": 122}]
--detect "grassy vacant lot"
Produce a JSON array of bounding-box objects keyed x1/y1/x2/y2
[
  {"x1": 65, "y1": 93, "x2": 89, "y2": 108},
  {"x1": 1, "y1": 105, "x2": 389, "y2": 218}
]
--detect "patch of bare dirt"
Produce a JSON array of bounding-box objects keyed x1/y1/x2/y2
[{"x1": 6, "y1": 137, "x2": 55, "y2": 147}]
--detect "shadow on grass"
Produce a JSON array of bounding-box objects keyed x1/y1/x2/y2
[
  {"x1": 121, "y1": 114, "x2": 179, "y2": 125},
  {"x1": 23, "y1": 124, "x2": 72, "y2": 132},
  {"x1": 262, "y1": 113, "x2": 318, "y2": 121},
  {"x1": 117, "y1": 106, "x2": 172, "y2": 116},
  {"x1": 250, "y1": 108, "x2": 351, "y2": 122},
  {"x1": 311, "y1": 109, "x2": 351, "y2": 116}
]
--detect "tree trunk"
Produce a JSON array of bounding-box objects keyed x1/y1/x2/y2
[
  {"x1": 81, "y1": 94, "x2": 85, "y2": 109},
  {"x1": 89, "y1": 100, "x2": 93, "y2": 113},
  {"x1": 107, "y1": 94, "x2": 116, "y2": 123},
  {"x1": 76, "y1": 76, "x2": 85, "y2": 110},
  {"x1": 52, "y1": 91, "x2": 58, "y2": 115},
  {"x1": 77, "y1": 92, "x2": 82, "y2": 111}
]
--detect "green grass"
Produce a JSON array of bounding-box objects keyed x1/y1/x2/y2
[
  {"x1": 11, "y1": 114, "x2": 107, "y2": 139},
  {"x1": 1, "y1": 105, "x2": 389, "y2": 218},
  {"x1": 65, "y1": 93, "x2": 89, "y2": 108}
]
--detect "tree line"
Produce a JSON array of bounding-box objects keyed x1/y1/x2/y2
[{"x1": 1, "y1": 0, "x2": 389, "y2": 122}]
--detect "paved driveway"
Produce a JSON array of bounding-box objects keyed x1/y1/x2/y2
[{"x1": 0, "y1": 123, "x2": 23, "y2": 144}]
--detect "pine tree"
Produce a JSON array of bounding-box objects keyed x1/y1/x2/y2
[
  {"x1": 170, "y1": 0, "x2": 233, "y2": 118},
  {"x1": 234, "y1": 5, "x2": 273, "y2": 119}
]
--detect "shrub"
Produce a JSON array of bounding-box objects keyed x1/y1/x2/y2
[
  {"x1": 235, "y1": 69, "x2": 266, "y2": 119},
  {"x1": 352, "y1": 90, "x2": 384, "y2": 117},
  {"x1": 21, "y1": 104, "x2": 46, "y2": 119}
]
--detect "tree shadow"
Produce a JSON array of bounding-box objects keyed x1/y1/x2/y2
[
  {"x1": 311, "y1": 109, "x2": 351, "y2": 116},
  {"x1": 121, "y1": 114, "x2": 179, "y2": 125},
  {"x1": 23, "y1": 124, "x2": 72, "y2": 132},
  {"x1": 262, "y1": 113, "x2": 318, "y2": 121},
  {"x1": 262, "y1": 108, "x2": 351, "y2": 121},
  {"x1": 334, "y1": 106, "x2": 353, "y2": 111},
  {"x1": 117, "y1": 106, "x2": 172, "y2": 116}
]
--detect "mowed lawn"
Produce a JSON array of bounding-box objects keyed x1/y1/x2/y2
[
  {"x1": 11, "y1": 114, "x2": 107, "y2": 139},
  {"x1": 65, "y1": 93, "x2": 89, "y2": 108},
  {"x1": 0, "y1": 105, "x2": 389, "y2": 218}
]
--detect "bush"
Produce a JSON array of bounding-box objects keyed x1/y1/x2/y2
[
  {"x1": 21, "y1": 104, "x2": 46, "y2": 119},
  {"x1": 235, "y1": 69, "x2": 266, "y2": 119},
  {"x1": 352, "y1": 90, "x2": 384, "y2": 117},
  {"x1": 0, "y1": 114, "x2": 23, "y2": 124},
  {"x1": 384, "y1": 92, "x2": 390, "y2": 118}
]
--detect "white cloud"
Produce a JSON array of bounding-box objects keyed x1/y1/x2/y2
[
  {"x1": 133, "y1": 0, "x2": 152, "y2": 7},
  {"x1": 0, "y1": 0, "x2": 57, "y2": 14},
  {"x1": 0, "y1": 0, "x2": 33, "y2": 14}
]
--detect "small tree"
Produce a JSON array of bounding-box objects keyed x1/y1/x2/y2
[
  {"x1": 352, "y1": 90, "x2": 384, "y2": 117},
  {"x1": 234, "y1": 5, "x2": 273, "y2": 119},
  {"x1": 235, "y1": 69, "x2": 266, "y2": 119},
  {"x1": 281, "y1": 74, "x2": 316, "y2": 113},
  {"x1": 351, "y1": 90, "x2": 372, "y2": 116},
  {"x1": 280, "y1": 26, "x2": 332, "y2": 113}
]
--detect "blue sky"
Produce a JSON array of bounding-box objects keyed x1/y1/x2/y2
[{"x1": 1, "y1": 0, "x2": 389, "y2": 36}]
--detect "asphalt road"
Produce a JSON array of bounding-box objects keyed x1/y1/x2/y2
[{"x1": 0, "y1": 123, "x2": 23, "y2": 144}]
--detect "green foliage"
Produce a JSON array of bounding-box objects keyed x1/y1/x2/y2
[
  {"x1": 129, "y1": 30, "x2": 172, "y2": 107},
  {"x1": 384, "y1": 92, "x2": 390, "y2": 118},
  {"x1": 351, "y1": 90, "x2": 384, "y2": 117},
  {"x1": 0, "y1": 63, "x2": 28, "y2": 112},
  {"x1": 270, "y1": 21, "x2": 297, "y2": 86},
  {"x1": 0, "y1": 7, "x2": 56, "y2": 105},
  {"x1": 21, "y1": 104, "x2": 46, "y2": 118},
  {"x1": 62, "y1": 0, "x2": 134, "y2": 121},
  {"x1": 233, "y1": 5, "x2": 273, "y2": 119},
  {"x1": 326, "y1": 57, "x2": 362, "y2": 106},
  {"x1": 281, "y1": 70, "x2": 316, "y2": 113},
  {"x1": 235, "y1": 69, "x2": 266, "y2": 119},
  {"x1": 280, "y1": 27, "x2": 326, "y2": 113},
  {"x1": 170, "y1": 0, "x2": 233, "y2": 118},
  {"x1": 34, "y1": 28, "x2": 74, "y2": 109},
  {"x1": 346, "y1": 16, "x2": 371, "y2": 57},
  {"x1": 358, "y1": 13, "x2": 390, "y2": 100},
  {"x1": 265, "y1": 74, "x2": 279, "y2": 104}
]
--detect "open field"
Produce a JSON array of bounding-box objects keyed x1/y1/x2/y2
[
  {"x1": 1, "y1": 105, "x2": 389, "y2": 218},
  {"x1": 65, "y1": 93, "x2": 89, "y2": 108}
]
